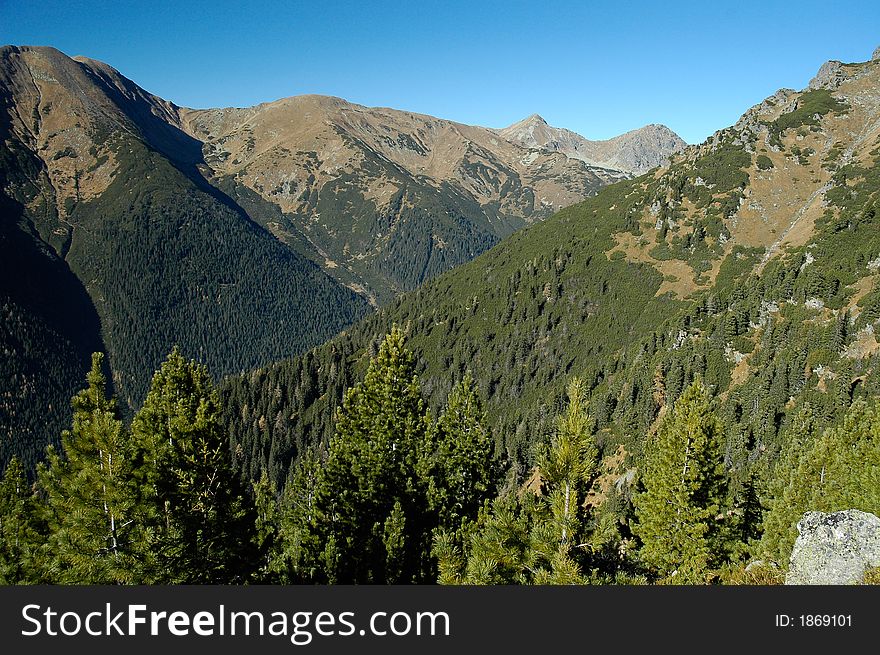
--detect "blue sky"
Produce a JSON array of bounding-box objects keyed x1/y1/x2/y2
[{"x1": 2, "y1": 0, "x2": 878, "y2": 144}]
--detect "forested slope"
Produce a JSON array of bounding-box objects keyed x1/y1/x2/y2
[
  {"x1": 0, "y1": 46, "x2": 369, "y2": 469},
  {"x1": 221, "y1": 54, "x2": 880, "y2": 501}
]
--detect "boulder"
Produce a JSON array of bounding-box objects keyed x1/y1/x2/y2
[{"x1": 785, "y1": 510, "x2": 880, "y2": 585}]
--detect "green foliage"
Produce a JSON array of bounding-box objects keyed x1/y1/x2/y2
[
  {"x1": 690, "y1": 142, "x2": 751, "y2": 194},
  {"x1": 718, "y1": 560, "x2": 784, "y2": 585},
  {"x1": 7, "y1": 56, "x2": 880, "y2": 587},
  {"x1": 37, "y1": 353, "x2": 145, "y2": 583},
  {"x1": 1, "y1": 125, "x2": 369, "y2": 471},
  {"x1": 423, "y1": 375, "x2": 498, "y2": 532},
  {"x1": 531, "y1": 378, "x2": 599, "y2": 582},
  {"x1": 0, "y1": 457, "x2": 41, "y2": 583},
  {"x1": 764, "y1": 89, "x2": 850, "y2": 150},
  {"x1": 759, "y1": 399, "x2": 880, "y2": 569},
  {"x1": 437, "y1": 378, "x2": 598, "y2": 584},
  {"x1": 221, "y1": 176, "x2": 678, "y2": 485},
  {"x1": 266, "y1": 447, "x2": 324, "y2": 583},
  {"x1": 633, "y1": 380, "x2": 729, "y2": 581},
  {"x1": 252, "y1": 471, "x2": 280, "y2": 578},
  {"x1": 272, "y1": 328, "x2": 499, "y2": 584},
  {"x1": 756, "y1": 155, "x2": 774, "y2": 170},
  {"x1": 311, "y1": 326, "x2": 430, "y2": 583},
  {"x1": 131, "y1": 348, "x2": 259, "y2": 583},
  {"x1": 67, "y1": 140, "x2": 370, "y2": 412},
  {"x1": 0, "y1": 132, "x2": 104, "y2": 472},
  {"x1": 774, "y1": 89, "x2": 850, "y2": 134}
]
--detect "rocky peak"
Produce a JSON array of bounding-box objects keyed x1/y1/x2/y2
[
  {"x1": 499, "y1": 115, "x2": 686, "y2": 175},
  {"x1": 808, "y1": 60, "x2": 847, "y2": 90}
]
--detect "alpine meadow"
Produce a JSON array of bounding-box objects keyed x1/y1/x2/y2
[{"x1": 4, "y1": 34, "x2": 880, "y2": 586}]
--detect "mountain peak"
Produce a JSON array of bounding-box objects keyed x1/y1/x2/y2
[
  {"x1": 502, "y1": 113, "x2": 548, "y2": 132},
  {"x1": 499, "y1": 114, "x2": 686, "y2": 175}
]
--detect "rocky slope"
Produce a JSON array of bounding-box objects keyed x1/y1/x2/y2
[
  {"x1": 181, "y1": 97, "x2": 630, "y2": 304},
  {"x1": 498, "y1": 114, "x2": 686, "y2": 175}
]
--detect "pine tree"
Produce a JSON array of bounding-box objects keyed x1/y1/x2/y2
[
  {"x1": 757, "y1": 404, "x2": 818, "y2": 567},
  {"x1": 313, "y1": 326, "x2": 430, "y2": 583},
  {"x1": 38, "y1": 353, "x2": 143, "y2": 583},
  {"x1": 435, "y1": 494, "x2": 536, "y2": 585},
  {"x1": 0, "y1": 457, "x2": 41, "y2": 583},
  {"x1": 530, "y1": 377, "x2": 598, "y2": 582},
  {"x1": 633, "y1": 379, "x2": 729, "y2": 581},
  {"x1": 131, "y1": 348, "x2": 258, "y2": 583},
  {"x1": 437, "y1": 378, "x2": 598, "y2": 585},
  {"x1": 270, "y1": 447, "x2": 323, "y2": 583},
  {"x1": 252, "y1": 471, "x2": 279, "y2": 581},
  {"x1": 759, "y1": 398, "x2": 880, "y2": 569},
  {"x1": 422, "y1": 374, "x2": 497, "y2": 532}
]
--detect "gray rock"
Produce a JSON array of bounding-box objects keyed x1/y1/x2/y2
[
  {"x1": 808, "y1": 60, "x2": 846, "y2": 90},
  {"x1": 498, "y1": 117, "x2": 686, "y2": 176},
  {"x1": 785, "y1": 510, "x2": 880, "y2": 585},
  {"x1": 614, "y1": 468, "x2": 636, "y2": 492},
  {"x1": 873, "y1": 46, "x2": 880, "y2": 61}
]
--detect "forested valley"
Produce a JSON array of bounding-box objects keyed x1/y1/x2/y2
[{"x1": 4, "y1": 49, "x2": 880, "y2": 585}]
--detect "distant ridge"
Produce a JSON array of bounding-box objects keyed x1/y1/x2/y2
[{"x1": 498, "y1": 115, "x2": 686, "y2": 174}]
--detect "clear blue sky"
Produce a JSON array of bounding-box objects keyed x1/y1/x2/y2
[{"x1": 2, "y1": 0, "x2": 879, "y2": 144}]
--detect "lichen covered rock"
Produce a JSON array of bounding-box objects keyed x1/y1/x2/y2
[{"x1": 785, "y1": 510, "x2": 880, "y2": 585}]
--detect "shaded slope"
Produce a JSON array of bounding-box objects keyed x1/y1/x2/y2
[
  {"x1": 0, "y1": 107, "x2": 105, "y2": 470},
  {"x1": 0, "y1": 46, "x2": 370, "y2": 468}
]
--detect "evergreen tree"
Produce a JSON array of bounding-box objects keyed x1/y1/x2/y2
[
  {"x1": 633, "y1": 379, "x2": 729, "y2": 581},
  {"x1": 530, "y1": 377, "x2": 598, "y2": 583},
  {"x1": 759, "y1": 398, "x2": 880, "y2": 569},
  {"x1": 435, "y1": 494, "x2": 536, "y2": 585},
  {"x1": 131, "y1": 348, "x2": 258, "y2": 583},
  {"x1": 313, "y1": 326, "x2": 431, "y2": 583},
  {"x1": 422, "y1": 374, "x2": 497, "y2": 532},
  {"x1": 437, "y1": 378, "x2": 598, "y2": 584},
  {"x1": 0, "y1": 457, "x2": 41, "y2": 583},
  {"x1": 38, "y1": 353, "x2": 144, "y2": 583},
  {"x1": 270, "y1": 447, "x2": 324, "y2": 583},
  {"x1": 252, "y1": 470, "x2": 280, "y2": 581},
  {"x1": 757, "y1": 404, "x2": 818, "y2": 567}
]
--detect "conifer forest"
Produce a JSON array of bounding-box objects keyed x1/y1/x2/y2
[{"x1": 3, "y1": 42, "x2": 880, "y2": 585}]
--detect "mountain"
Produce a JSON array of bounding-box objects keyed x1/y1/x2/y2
[
  {"x1": 221, "y1": 48, "x2": 880, "y2": 499},
  {"x1": 0, "y1": 45, "x2": 660, "y2": 469},
  {"x1": 181, "y1": 96, "x2": 629, "y2": 305},
  {"x1": 498, "y1": 114, "x2": 687, "y2": 175},
  {"x1": 0, "y1": 45, "x2": 370, "y2": 468}
]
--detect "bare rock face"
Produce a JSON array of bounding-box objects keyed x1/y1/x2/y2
[
  {"x1": 808, "y1": 60, "x2": 846, "y2": 90},
  {"x1": 498, "y1": 116, "x2": 686, "y2": 175},
  {"x1": 785, "y1": 510, "x2": 880, "y2": 585},
  {"x1": 873, "y1": 45, "x2": 880, "y2": 61}
]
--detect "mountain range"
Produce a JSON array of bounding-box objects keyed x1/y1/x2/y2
[
  {"x1": 498, "y1": 114, "x2": 685, "y2": 175},
  {"x1": 219, "y1": 48, "x2": 880, "y2": 496},
  {"x1": 183, "y1": 96, "x2": 685, "y2": 304},
  {"x1": 0, "y1": 44, "x2": 683, "y2": 468},
  {"x1": 4, "y1": 40, "x2": 880, "y2": 585}
]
